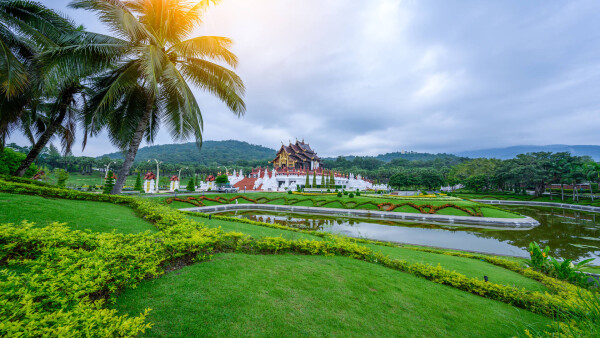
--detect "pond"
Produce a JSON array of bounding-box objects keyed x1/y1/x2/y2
[{"x1": 213, "y1": 205, "x2": 600, "y2": 265}]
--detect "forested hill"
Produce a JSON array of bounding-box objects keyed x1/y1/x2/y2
[
  {"x1": 324, "y1": 152, "x2": 464, "y2": 163},
  {"x1": 100, "y1": 140, "x2": 277, "y2": 166},
  {"x1": 455, "y1": 144, "x2": 600, "y2": 160}
]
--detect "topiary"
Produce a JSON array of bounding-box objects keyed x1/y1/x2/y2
[
  {"x1": 356, "y1": 191, "x2": 361, "y2": 196},
  {"x1": 134, "y1": 172, "x2": 143, "y2": 191},
  {"x1": 349, "y1": 192, "x2": 354, "y2": 198},
  {"x1": 187, "y1": 178, "x2": 195, "y2": 192},
  {"x1": 337, "y1": 192, "x2": 342, "y2": 197},
  {"x1": 287, "y1": 190, "x2": 293, "y2": 194},
  {"x1": 343, "y1": 191, "x2": 348, "y2": 195},
  {"x1": 103, "y1": 171, "x2": 116, "y2": 194}
]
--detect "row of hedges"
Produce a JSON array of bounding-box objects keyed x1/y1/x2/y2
[
  {"x1": 165, "y1": 195, "x2": 484, "y2": 216},
  {"x1": 0, "y1": 179, "x2": 591, "y2": 335}
]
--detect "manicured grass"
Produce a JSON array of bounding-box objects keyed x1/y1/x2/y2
[
  {"x1": 43, "y1": 171, "x2": 138, "y2": 187},
  {"x1": 113, "y1": 253, "x2": 552, "y2": 337},
  {"x1": 457, "y1": 192, "x2": 600, "y2": 207},
  {"x1": 187, "y1": 213, "x2": 547, "y2": 292},
  {"x1": 186, "y1": 214, "x2": 319, "y2": 241},
  {"x1": 159, "y1": 192, "x2": 523, "y2": 218},
  {"x1": 0, "y1": 193, "x2": 156, "y2": 234}
]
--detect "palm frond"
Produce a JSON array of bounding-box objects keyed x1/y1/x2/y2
[
  {"x1": 169, "y1": 36, "x2": 237, "y2": 68},
  {"x1": 179, "y1": 56, "x2": 245, "y2": 115}
]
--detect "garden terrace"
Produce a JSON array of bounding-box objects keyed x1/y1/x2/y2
[
  {"x1": 159, "y1": 192, "x2": 524, "y2": 218},
  {"x1": 0, "y1": 178, "x2": 595, "y2": 336}
]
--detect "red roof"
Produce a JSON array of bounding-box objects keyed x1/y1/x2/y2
[
  {"x1": 170, "y1": 175, "x2": 179, "y2": 181},
  {"x1": 206, "y1": 175, "x2": 215, "y2": 182},
  {"x1": 144, "y1": 172, "x2": 156, "y2": 180}
]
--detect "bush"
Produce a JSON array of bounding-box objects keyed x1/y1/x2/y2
[
  {"x1": 103, "y1": 171, "x2": 116, "y2": 194},
  {"x1": 349, "y1": 193, "x2": 354, "y2": 198},
  {"x1": 54, "y1": 168, "x2": 69, "y2": 188},
  {"x1": 0, "y1": 148, "x2": 37, "y2": 177},
  {"x1": 337, "y1": 192, "x2": 342, "y2": 197},
  {"x1": 356, "y1": 191, "x2": 361, "y2": 196},
  {"x1": 343, "y1": 191, "x2": 348, "y2": 195},
  {"x1": 134, "y1": 172, "x2": 143, "y2": 192},
  {"x1": 288, "y1": 190, "x2": 293, "y2": 194}
]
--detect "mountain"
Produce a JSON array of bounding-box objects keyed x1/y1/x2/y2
[
  {"x1": 455, "y1": 144, "x2": 600, "y2": 160},
  {"x1": 100, "y1": 140, "x2": 276, "y2": 165},
  {"x1": 324, "y1": 152, "x2": 464, "y2": 163}
]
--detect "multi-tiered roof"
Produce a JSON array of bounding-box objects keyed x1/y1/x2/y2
[{"x1": 272, "y1": 140, "x2": 322, "y2": 170}]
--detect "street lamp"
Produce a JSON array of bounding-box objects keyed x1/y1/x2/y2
[
  {"x1": 148, "y1": 159, "x2": 163, "y2": 192},
  {"x1": 217, "y1": 166, "x2": 230, "y2": 175},
  {"x1": 178, "y1": 167, "x2": 188, "y2": 178},
  {"x1": 102, "y1": 161, "x2": 116, "y2": 185}
]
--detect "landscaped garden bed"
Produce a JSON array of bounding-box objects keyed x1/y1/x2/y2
[
  {"x1": 160, "y1": 192, "x2": 522, "y2": 218},
  {"x1": 0, "y1": 178, "x2": 597, "y2": 336}
]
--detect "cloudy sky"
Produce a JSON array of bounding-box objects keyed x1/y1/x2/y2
[{"x1": 12, "y1": 0, "x2": 600, "y2": 157}]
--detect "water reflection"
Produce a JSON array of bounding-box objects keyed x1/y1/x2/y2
[{"x1": 214, "y1": 206, "x2": 600, "y2": 264}]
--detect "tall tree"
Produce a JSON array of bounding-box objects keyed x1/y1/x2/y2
[{"x1": 66, "y1": 0, "x2": 245, "y2": 194}]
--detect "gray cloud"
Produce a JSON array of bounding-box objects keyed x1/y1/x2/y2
[{"x1": 11, "y1": 0, "x2": 600, "y2": 157}]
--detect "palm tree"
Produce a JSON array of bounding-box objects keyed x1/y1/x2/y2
[
  {"x1": 63, "y1": 0, "x2": 245, "y2": 194},
  {"x1": 0, "y1": 0, "x2": 74, "y2": 149}
]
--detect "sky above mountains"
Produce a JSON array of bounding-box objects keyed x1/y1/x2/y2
[{"x1": 14, "y1": 0, "x2": 600, "y2": 157}]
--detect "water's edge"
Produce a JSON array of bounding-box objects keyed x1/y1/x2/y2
[{"x1": 180, "y1": 204, "x2": 539, "y2": 228}]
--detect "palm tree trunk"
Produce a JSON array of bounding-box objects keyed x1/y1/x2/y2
[
  {"x1": 13, "y1": 108, "x2": 67, "y2": 177},
  {"x1": 111, "y1": 103, "x2": 153, "y2": 194}
]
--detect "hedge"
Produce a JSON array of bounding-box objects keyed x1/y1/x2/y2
[
  {"x1": 165, "y1": 194, "x2": 485, "y2": 216},
  {"x1": 0, "y1": 179, "x2": 592, "y2": 335}
]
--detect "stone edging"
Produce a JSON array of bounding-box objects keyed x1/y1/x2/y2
[
  {"x1": 179, "y1": 204, "x2": 539, "y2": 228},
  {"x1": 474, "y1": 200, "x2": 600, "y2": 213}
]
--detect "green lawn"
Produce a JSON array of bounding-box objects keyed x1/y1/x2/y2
[
  {"x1": 161, "y1": 192, "x2": 523, "y2": 218},
  {"x1": 113, "y1": 253, "x2": 552, "y2": 337},
  {"x1": 456, "y1": 192, "x2": 600, "y2": 207},
  {"x1": 0, "y1": 193, "x2": 156, "y2": 234},
  {"x1": 187, "y1": 213, "x2": 547, "y2": 292},
  {"x1": 43, "y1": 171, "x2": 137, "y2": 188}
]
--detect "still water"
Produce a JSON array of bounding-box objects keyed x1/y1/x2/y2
[{"x1": 213, "y1": 205, "x2": 600, "y2": 265}]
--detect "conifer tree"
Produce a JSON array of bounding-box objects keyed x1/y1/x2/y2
[
  {"x1": 312, "y1": 171, "x2": 317, "y2": 188},
  {"x1": 187, "y1": 178, "x2": 195, "y2": 192},
  {"x1": 330, "y1": 171, "x2": 335, "y2": 188},
  {"x1": 305, "y1": 171, "x2": 310, "y2": 189},
  {"x1": 103, "y1": 171, "x2": 115, "y2": 194},
  {"x1": 134, "y1": 172, "x2": 143, "y2": 192}
]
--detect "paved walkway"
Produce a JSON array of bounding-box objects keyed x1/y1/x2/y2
[
  {"x1": 474, "y1": 200, "x2": 600, "y2": 213},
  {"x1": 180, "y1": 204, "x2": 539, "y2": 228}
]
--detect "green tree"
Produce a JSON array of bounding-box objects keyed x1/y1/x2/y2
[
  {"x1": 330, "y1": 171, "x2": 335, "y2": 188},
  {"x1": 187, "y1": 178, "x2": 195, "y2": 192},
  {"x1": 305, "y1": 171, "x2": 309, "y2": 189},
  {"x1": 215, "y1": 174, "x2": 228, "y2": 185},
  {"x1": 134, "y1": 172, "x2": 142, "y2": 191},
  {"x1": 0, "y1": 148, "x2": 37, "y2": 177},
  {"x1": 103, "y1": 170, "x2": 115, "y2": 194},
  {"x1": 53, "y1": 168, "x2": 69, "y2": 188},
  {"x1": 67, "y1": 0, "x2": 245, "y2": 194},
  {"x1": 312, "y1": 171, "x2": 317, "y2": 188}
]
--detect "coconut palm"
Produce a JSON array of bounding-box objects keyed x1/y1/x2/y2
[
  {"x1": 62, "y1": 0, "x2": 245, "y2": 194},
  {"x1": 0, "y1": 0, "x2": 74, "y2": 149}
]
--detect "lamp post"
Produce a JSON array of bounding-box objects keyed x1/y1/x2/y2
[
  {"x1": 148, "y1": 159, "x2": 162, "y2": 192},
  {"x1": 217, "y1": 166, "x2": 230, "y2": 175},
  {"x1": 102, "y1": 161, "x2": 116, "y2": 185},
  {"x1": 178, "y1": 167, "x2": 188, "y2": 179}
]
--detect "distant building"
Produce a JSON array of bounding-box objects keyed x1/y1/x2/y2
[{"x1": 272, "y1": 140, "x2": 322, "y2": 170}]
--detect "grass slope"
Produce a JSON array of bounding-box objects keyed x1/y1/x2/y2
[
  {"x1": 187, "y1": 213, "x2": 547, "y2": 292},
  {"x1": 0, "y1": 193, "x2": 156, "y2": 234},
  {"x1": 113, "y1": 253, "x2": 552, "y2": 337}
]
